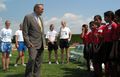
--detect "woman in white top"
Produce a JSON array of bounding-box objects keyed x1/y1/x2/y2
[
  {"x1": 0, "y1": 20, "x2": 12, "y2": 71},
  {"x1": 59, "y1": 21, "x2": 72, "y2": 64},
  {"x1": 46, "y1": 24, "x2": 59, "y2": 64},
  {"x1": 14, "y1": 24, "x2": 26, "y2": 67}
]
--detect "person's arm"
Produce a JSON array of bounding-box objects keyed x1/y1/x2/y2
[
  {"x1": 46, "y1": 32, "x2": 50, "y2": 43},
  {"x1": 68, "y1": 32, "x2": 72, "y2": 41},
  {"x1": 68, "y1": 28, "x2": 72, "y2": 41},
  {"x1": 22, "y1": 15, "x2": 33, "y2": 47},
  {"x1": 15, "y1": 35, "x2": 19, "y2": 48},
  {"x1": 55, "y1": 32, "x2": 58, "y2": 42},
  {"x1": 58, "y1": 27, "x2": 62, "y2": 39},
  {"x1": 0, "y1": 29, "x2": 3, "y2": 39},
  {"x1": 80, "y1": 27, "x2": 86, "y2": 39}
]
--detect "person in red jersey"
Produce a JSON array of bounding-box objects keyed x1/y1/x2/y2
[
  {"x1": 88, "y1": 21, "x2": 102, "y2": 77},
  {"x1": 80, "y1": 24, "x2": 92, "y2": 71},
  {"x1": 103, "y1": 11, "x2": 118, "y2": 77},
  {"x1": 93, "y1": 15, "x2": 106, "y2": 77},
  {"x1": 115, "y1": 9, "x2": 120, "y2": 77},
  {"x1": 94, "y1": 15, "x2": 106, "y2": 37}
]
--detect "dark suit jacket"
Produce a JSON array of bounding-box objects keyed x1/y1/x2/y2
[{"x1": 23, "y1": 13, "x2": 45, "y2": 49}]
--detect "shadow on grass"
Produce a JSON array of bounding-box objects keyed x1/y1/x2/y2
[
  {"x1": 6, "y1": 73, "x2": 24, "y2": 77},
  {"x1": 61, "y1": 67, "x2": 94, "y2": 77}
]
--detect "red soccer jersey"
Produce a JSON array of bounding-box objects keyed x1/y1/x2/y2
[
  {"x1": 103, "y1": 22, "x2": 118, "y2": 42},
  {"x1": 98, "y1": 25, "x2": 105, "y2": 36},
  {"x1": 88, "y1": 28, "x2": 100, "y2": 44},
  {"x1": 80, "y1": 32, "x2": 91, "y2": 45}
]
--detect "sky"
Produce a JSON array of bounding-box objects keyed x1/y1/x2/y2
[{"x1": 0, "y1": 0, "x2": 120, "y2": 34}]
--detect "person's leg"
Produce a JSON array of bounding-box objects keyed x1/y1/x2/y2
[
  {"x1": 6, "y1": 53, "x2": 10, "y2": 69},
  {"x1": 54, "y1": 50, "x2": 58, "y2": 64},
  {"x1": 93, "y1": 62, "x2": 102, "y2": 77},
  {"x1": 16, "y1": 42, "x2": 23, "y2": 65},
  {"x1": 117, "y1": 64, "x2": 120, "y2": 77},
  {"x1": 22, "y1": 43, "x2": 26, "y2": 65},
  {"x1": 21, "y1": 51, "x2": 25, "y2": 65},
  {"x1": 54, "y1": 42, "x2": 59, "y2": 64},
  {"x1": 25, "y1": 47, "x2": 38, "y2": 77},
  {"x1": 61, "y1": 48, "x2": 64, "y2": 64},
  {"x1": 60, "y1": 39, "x2": 65, "y2": 64},
  {"x1": 65, "y1": 48, "x2": 69, "y2": 64},
  {"x1": 65, "y1": 39, "x2": 70, "y2": 64},
  {"x1": 1, "y1": 42, "x2": 7, "y2": 70},
  {"x1": 117, "y1": 41, "x2": 120, "y2": 77},
  {"x1": 33, "y1": 47, "x2": 44, "y2": 77},
  {"x1": 86, "y1": 58, "x2": 90, "y2": 71},
  {"x1": 5, "y1": 42, "x2": 12, "y2": 69},
  {"x1": 109, "y1": 61, "x2": 117, "y2": 77},
  {"x1": 2, "y1": 53, "x2": 6, "y2": 70},
  {"x1": 15, "y1": 52, "x2": 21, "y2": 66},
  {"x1": 48, "y1": 42, "x2": 52, "y2": 64},
  {"x1": 20, "y1": 51, "x2": 26, "y2": 66},
  {"x1": 48, "y1": 50, "x2": 52, "y2": 64}
]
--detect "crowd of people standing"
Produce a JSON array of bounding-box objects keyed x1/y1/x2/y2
[
  {"x1": 0, "y1": 3, "x2": 120, "y2": 77},
  {"x1": 80, "y1": 9, "x2": 120, "y2": 77},
  {"x1": 0, "y1": 4, "x2": 72, "y2": 77}
]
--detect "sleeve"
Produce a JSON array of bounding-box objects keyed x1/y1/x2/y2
[
  {"x1": 68, "y1": 27, "x2": 71, "y2": 33},
  {"x1": 22, "y1": 15, "x2": 31, "y2": 47}
]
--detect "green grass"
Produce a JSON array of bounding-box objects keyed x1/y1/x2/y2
[
  {"x1": 0, "y1": 49, "x2": 94, "y2": 77},
  {"x1": 70, "y1": 34, "x2": 82, "y2": 44}
]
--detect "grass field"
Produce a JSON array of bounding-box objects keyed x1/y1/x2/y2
[{"x1": 0, "y1": 48, "x2": 94, "y2": 77}]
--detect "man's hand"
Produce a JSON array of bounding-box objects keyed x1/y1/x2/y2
[{"x1": 28, "y1": 43, "x2": 34, "y2": 48}]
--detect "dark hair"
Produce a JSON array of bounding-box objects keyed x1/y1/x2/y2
[
  {"x1": 89, "y1": 21, "x2": 98, "y2": 28},
  {"x1": 34, "y1": 4, "x2": 43, "y2": 12},
  {"x1": 5, "y1": 20, "x2": 10, "y2": 24},
  {"x1": 115, "y1": 9, "x2": 120, "y2": 18},
  {"x1": 50, "y1": 24, "x2": 54, "y2": 28},
  {"x1": 104, "y1": 11, "x2": 115, "y2": 21},
  {"x1": 19, "y1": 23, "x2": 23, "y2": 27},
  {"x1": 94, "y1": 15, "x2": 102, "y2": 21},
  {"x1": 82, "y1": 24, "x2": 88, "y2": 28}
]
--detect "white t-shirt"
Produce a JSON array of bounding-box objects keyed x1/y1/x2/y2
[
  {"x1": 60, "y1": 27, "x2": 71, "y2": 39},
  {"x1": 46, "y1": 30, "x2": 58, "y2": 42},
  {"x1": 15, "y1": 30, "x2": 24, "y2": 42},
  {"x1": 0, "y1": 28, "x2": 12, "y2": 42}
]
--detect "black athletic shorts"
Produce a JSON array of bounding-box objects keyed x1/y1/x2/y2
[
  {"x1": 48, "y1": 42, "x2": 58, "y2": 51},
  {"x1": 59, "y1": 39, "x2": 69, "y2": 49}
]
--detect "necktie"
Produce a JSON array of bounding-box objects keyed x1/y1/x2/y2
[{"x1": 37, "y1": 17, "x2": 42, "y2": 31}]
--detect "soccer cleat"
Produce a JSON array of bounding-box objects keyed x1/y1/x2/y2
[
  {"x1": 49, "y1": 62, "x2": 51, "y2": 64},
  {"x1": 56, "y1": 61, "x2": 59, "y2": 64},
  {"x1": 22, "y1": 64, "x2": 26, "y2": 67},
  {"x1": 14, "y1": 64, "x2": 18, "y2": 67}
]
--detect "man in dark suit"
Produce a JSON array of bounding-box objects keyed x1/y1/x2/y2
[{"x1": 23, "y1": 4, "x2": 45, "y2": 77}]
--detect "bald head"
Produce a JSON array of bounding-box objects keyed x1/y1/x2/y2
[{"x1": 34, "y1": 4, "x2": 44, "y2": 16}]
